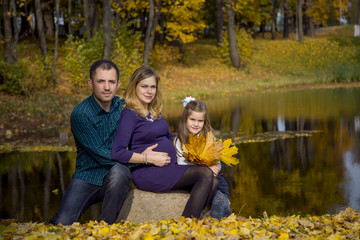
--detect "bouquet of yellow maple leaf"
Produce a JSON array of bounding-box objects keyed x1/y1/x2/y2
[{"x1": 182, "y1": 132, "x2": 239, "y2": 167}]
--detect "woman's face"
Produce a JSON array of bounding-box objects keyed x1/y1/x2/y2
[{"x1": 136, "y1": 76, "x2": 157, "y2": 109}]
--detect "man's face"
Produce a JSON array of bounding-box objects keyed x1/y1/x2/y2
[{"x1": 88, "y1": 68, "x2": 119, "y2": 110}]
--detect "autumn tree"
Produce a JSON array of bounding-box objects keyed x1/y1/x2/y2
[
  {"x1": 52, "y1": 0, "x2": 60, "y2": 86},
  {"x1": 83, "y1": 0, "x2": 98, "y2": 39},
  {"x1": 304, "y1": 0, "x2": 315, "y2": 37},
  {"x1": 42, "y1": 0, "x2": 54, "y2": 39},
  {"x1": 225, "y1": 0, "x2": 240, "y2": 69},
  {"x1": 305, "y1": 0, "x2": 350, "y2": 27},
  {"x1": 233, "y1": 0, "x2": 272, "y2": 30},
  {"x1": 35, "y1": 0, "x2": 47, "y2": 57},
  {"x1": 144, "y1": 0, "x2": 155, "y2": 66},
  {"x1": 297, "y1": 0, "x2": 304, "y2": 43},
  {"x1": 3, "y1": 0, "x2": 14, "y2": 63},
  {"x1": 271, "y1": 0, "x2": 278, "y2": 40},
  {"x1": 216, "y1": 0, "x2": 224, "y2": 45},
  {"x1": 162, "y1": 0, "x2": 206, "y2": 56},
  {"x1": 283, "y1": 0, "x2": 290, "y2": 38},
  {"x1": 10, "y1": 0, "x2": 19, "y2": 61},
  {"x1": 67, "y1": 0, "x2": 73, "y2": 36},
  {"x1": 149, "y1": 0, "x2": 161, "y2": 51},
  {"x1": 103, "y1": 0, "x2": 112, "y2": 60}
]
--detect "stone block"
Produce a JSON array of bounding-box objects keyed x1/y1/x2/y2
[{"x1": 117, "y1": 189, "x2": 210, "y2": 223}]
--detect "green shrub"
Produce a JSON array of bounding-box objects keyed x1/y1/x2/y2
[
  {"x1": 0, "y1": 59, "x2": 30, "y2": 95},
  {"x1": 111, "y1": 25, "x2": 143, "y2": 88},
  {"x1": 330, "y1": 62, "x2": 360, "y2": 83},
  {"x1": 64, "y1": 25, "x2": 143, "y2": 90},
  {"x1": 63, "y1": 33, "x2": 103, "y2": 89},
  {"x1": 218, "y1": 28, "x2": 254, "y2": 66}
]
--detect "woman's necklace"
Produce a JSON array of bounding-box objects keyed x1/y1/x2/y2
[{"x1": 146, "y1": 113, "x2": 154, "y2": 122}]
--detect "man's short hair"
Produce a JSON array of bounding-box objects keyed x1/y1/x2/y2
[{"x1": 90, "y1": 60, "x2": 120, "y2": 81}]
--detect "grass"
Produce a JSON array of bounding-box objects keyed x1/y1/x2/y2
[{"x1": 1, "y1": 25, "x2": 360, "y2": 147}]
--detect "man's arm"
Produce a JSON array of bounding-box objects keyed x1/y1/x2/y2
[{"x1": 71, "y1": 110, "x2": 115, "y2": 167}]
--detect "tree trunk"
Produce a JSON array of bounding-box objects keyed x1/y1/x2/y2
[
  {"x1": 0, "y1": 16, "x2": 3, "y2": 40},
  {"x1": 3, "y1": 0, "x2": 14, "y2": 63},
  {"x1": 10, "y1": 0, "x2": 19, "y2": 62},
  {"x1": 310, "y1": 19, "x2": 315, "y2": 37},
  {"x1": 89, "y1": 0, "x2": 99, "y2": 31},
  {"x1": 260, "y1": 21, "x2": 265, "y2": 38},
  {"x1": 43, "y1": 157, "x2": 52, "y2": 223},
  {"x1": 52, "y1": 0, "x2": 59, "y2": 86},
  {"x1": 283, "y1": 0, "x2": 289, "y2": 38},
  {"x1": 18, "y1": 168, "x2": 25, "y2": 222},
  {"x1": 9, "y1": 167, "x2": 18, "y2": 219},
  {"x1": 305, "y1": 5, "x2": 315, "y2": 38},
  {"x1": 216, "y1": 0, "x2": 224, "y2": 45},
  {"x1": 297, "y1": 0, "x2": 304, "y2": 43},
  {"x1": 35, "y1": 0, "x2": 47, "y2": 56},
  {"x1": 143, "y1": 0, "x2": 154, "y2": 66},
  {"x1": 225, "y1": 0, "x2": 240, "y2": 69},
  {"x1": 68, "y1": 0, "x2": 73, "y2": 35},
  {"x1": 83, "y1": 0, "x2": 91, "y2": 39},
  {"x1": 149, "y1": 0, "x2": 161, "y2": 51},
  {"x1": 42, "y1": 0, "x2": 54, "y2": 39},
  {"x1": 358, "y1": 0, "x2": 360, "y2": 25},
  {"x1": 140, "y1": 11, "x2": 147, "y2": 34},
  {"x1": 178, "y1": 38, "x2": 184, "y2": 56},
  {"x1": 103, "y1": 0, "x2": 112, "y2": 60},
  {"x1": 271, "y1": 0, "x2": 278, "y2": 40},
  {"x1": 19, "y1": 2, "x2": 33, "y2": 39},
  {"x1": 84, "y1": 0, "x2": 98, "y2": 39},
  {"x1": 22, "y1": 1, "x2": 39, "y2": 45},
  {"x1": 56, "y1": 153, "x2": 65, "y2": 195}
]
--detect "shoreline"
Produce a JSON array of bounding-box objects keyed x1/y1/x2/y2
[{"x1": 1, "y1": 82, "x2": 359, "y2": 152}]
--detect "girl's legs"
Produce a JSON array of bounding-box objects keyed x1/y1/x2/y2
[
  {"x1": 172, "y1": 165, "x2": 218, "y2": 218},
  {"x1": 210, "y1": 190, "x2": 232, "y2": 219}
]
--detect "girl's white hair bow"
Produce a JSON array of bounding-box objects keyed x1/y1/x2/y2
[{"x1": 182, "y1": 96, "x2": 196, "y2": 107}]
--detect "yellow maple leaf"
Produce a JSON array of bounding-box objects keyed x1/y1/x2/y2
[
  {"x1": 183, "y1": 132, "x2": 239, "y2": 167},
  {"x1": 183, "y1": 132, "x2": 222, "y2": 166},
  {"x1": 219, "y1": 139, "x2": 239, "y2": 166}
]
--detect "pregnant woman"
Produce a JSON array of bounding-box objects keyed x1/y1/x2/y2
[{"x1": 111, "y1": 66, "x2": 218, "y2": 218}]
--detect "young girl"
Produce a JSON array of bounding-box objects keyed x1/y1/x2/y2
[
  {"x1": 173, "y1": 98, "x2": 232, "y2": 219},
  {"x1": 111, "y1": 67, "x2": 218, "y2": 219}
]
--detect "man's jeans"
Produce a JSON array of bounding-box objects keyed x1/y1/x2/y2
[{"x1": 50, "y1": 164, "x2": 131, "y2": 225}]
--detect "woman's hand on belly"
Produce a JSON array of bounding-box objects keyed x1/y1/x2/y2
[{"x1": 142, "y1": 143, "x2": 172, "y2": 167}]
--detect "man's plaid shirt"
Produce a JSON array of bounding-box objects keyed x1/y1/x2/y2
[{"x1": 71, "y1": 95, "x2": 125, "y2": 186}]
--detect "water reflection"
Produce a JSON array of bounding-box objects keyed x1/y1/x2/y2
[
  {"x1": 344, "y1": 151, "x2": 360, "y2": 210},
  {"x1": 1, "y1": 88, "x2": 360, "y2": 222}
]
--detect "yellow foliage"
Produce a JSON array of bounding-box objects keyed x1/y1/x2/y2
[
  {"x1": 163, "y1": 0, "x2": 206, "y2": 44},
  {"x1": 219, "y1": 139, "x2": 239, "y2": 166},
  {"x1": 219, "y1": 28, "x2": 254, "y2": 66},
  {"x1": 1, "y1": 208, "x2": 360, "y2": 239},
  {"x1": 183, "y1": 132, "x2": 239, "y2": 167}
]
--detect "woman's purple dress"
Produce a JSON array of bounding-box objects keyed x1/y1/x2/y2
[{"x1": 111, "y1": 108, "x2": 188, "y2": 192}]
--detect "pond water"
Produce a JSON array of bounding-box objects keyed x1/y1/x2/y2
[{"x1": 1, "y1": 87, "x2": 360, "y2": 223}]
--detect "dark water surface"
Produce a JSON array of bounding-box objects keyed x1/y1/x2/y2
[{"x1": 1, "y1": 88, "x2": 360, "y2": 222}]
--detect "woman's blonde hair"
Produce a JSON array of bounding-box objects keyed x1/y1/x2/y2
[
  {"x1": 124, "y1": 66, "x2": 162, "y2": 119},
  {"x1": 176, "y1": 100, "x2": 213, "y2": 146}
]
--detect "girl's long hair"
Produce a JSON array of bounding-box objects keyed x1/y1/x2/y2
[
  {"x1": 124, "y1": 66, "x2": 162, "y2": 119},
  {"x1": 176, "y1": 100, "x2": 213, "y2": 146}
]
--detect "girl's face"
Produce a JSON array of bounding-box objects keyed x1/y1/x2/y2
[
  {"x1": 136, "y1": 76, "x2": 157, "y2": 109},
  {"x1": 186, "y1": 111, "x2": 205, "y2": 135}
]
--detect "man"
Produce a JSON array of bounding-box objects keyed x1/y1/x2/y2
[{"x1": 50, "y1": 60, "x2": 130, "y2": 225}]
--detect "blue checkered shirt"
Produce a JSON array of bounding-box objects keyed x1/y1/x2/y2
[{"x1": 71, "y1": 95, "x2": 125, "y2": 186}]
